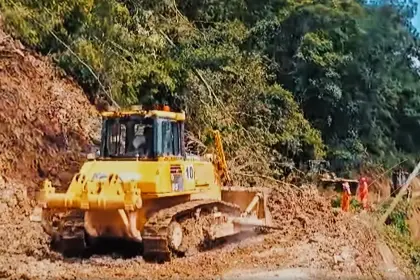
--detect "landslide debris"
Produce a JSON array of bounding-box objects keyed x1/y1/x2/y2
[
  {"x1": 267, "y1": 185, "x2": 384, "y2": 278},
  {"x1": 0, "y1": 21, "x2": 397, "y2": 280},
  {"x1": 0, "y1": 20, "x2": 100, "y2": 278},
  {"x1": 0, "y1": 24, "x2": 100, "y2": 194},
  {"x1": 0, "y1": 179, "x2": 388, "y2": 279}
]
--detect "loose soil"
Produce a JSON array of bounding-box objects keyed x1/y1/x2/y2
[
  {"x1": 0, "y1": 19, "x2": 411, "y2": 280},
  {"x1": 0, "y1": 177, "x2": 398, "y2": 280},
  {"x1": 0, "y1": 22, "x2": 100, "y2": 195}
]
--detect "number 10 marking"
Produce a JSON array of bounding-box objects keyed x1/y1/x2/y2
[{"x1": 186, "y1": 165, "x2": 194, "y2": 180}]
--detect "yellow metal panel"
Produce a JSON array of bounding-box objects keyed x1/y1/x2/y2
[
  {"x1": 193, "y1": 161, "x2": 216, "y2": 187},
  {"x1": 100, "y1": 109, "x2": 186, "y2": 121},
  {"x1": 149, "y1": 110, "x2": 185, "y2": 120},
  {"x1": 79, "y1": 160, "x2": 159, "y2": 193},
  {"x1": 76, "y1": 159, "x2": 205, "y2": 195},
  {"x1": 40, "y1": 152, "x2": 224, "y2": 213},
  {"x1": 142, "y1": 190, "x2": 198, "y2": 199}
]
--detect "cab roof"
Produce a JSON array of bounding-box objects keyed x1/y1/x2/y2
[{"x1": 100, "y1": 106, "x2": 185, "y2": 121}]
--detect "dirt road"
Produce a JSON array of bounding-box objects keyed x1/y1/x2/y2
[{"x1": 0, "y1": 177, "x2": 404, "y2": 280}]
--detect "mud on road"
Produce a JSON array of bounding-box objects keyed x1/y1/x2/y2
[{"x1": 0, "y1": 177, "x2": 393, "y2": 280}]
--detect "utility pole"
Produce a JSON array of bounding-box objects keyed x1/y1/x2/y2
[{"x1": 378, "y1": 160, "x2": 420, "y2": 225}]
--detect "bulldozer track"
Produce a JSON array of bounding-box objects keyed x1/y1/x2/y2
[
  {"x1": 42, "y1": 200, "x2": 271, "y2": 260},
  {"x1": 49, "y1": 210, "x2": 88, "y2": 257},
  {"x1": 142, "y1": 200, "x2": 242, "y2": 262}
]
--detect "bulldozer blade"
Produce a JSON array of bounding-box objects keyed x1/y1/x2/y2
[{"x1": 221, "y1": 186, "x2": 273, "y2": 227}]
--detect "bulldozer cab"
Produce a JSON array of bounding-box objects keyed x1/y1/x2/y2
[{"x1": 98, "y1": 106, "x2": 186, "y2": 160}]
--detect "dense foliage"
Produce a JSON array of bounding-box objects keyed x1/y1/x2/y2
[{"x1": 1, "y1": 0, "x2": 420, "y2": 176}]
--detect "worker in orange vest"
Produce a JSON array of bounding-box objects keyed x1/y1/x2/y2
[
  {"x1": 341, "y1": 182, "x2": 351, "y2": 212},
  {"x1": 357, "y1": 177, "x2": 369, "y2": 210}
]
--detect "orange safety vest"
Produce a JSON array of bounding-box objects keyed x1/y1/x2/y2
[
  {"x1": 358, "y1": 181, "x2": 368, "y2": 209},
  {"x1": 341, "y1": 182, "x2": 351, "y2": 212}
]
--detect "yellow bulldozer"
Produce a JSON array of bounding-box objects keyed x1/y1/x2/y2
[{"x1": 35, "y1": 105, "x2": 273, "y2": 261}]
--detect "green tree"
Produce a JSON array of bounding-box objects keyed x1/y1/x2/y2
[
  {"x1": 0, "y1": 0, "x2": 325, "y2": 177},
  {"x1": 2, "y1": 0, "x2": 420, "y2": 175}
]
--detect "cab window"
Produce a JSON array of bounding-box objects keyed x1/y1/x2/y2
[
  {"x1": 102, "y1": 116, "x2": 154, "y2": 158},
  {"x1": 158, "y1": 119, "x2": 181, "y2": 157}
]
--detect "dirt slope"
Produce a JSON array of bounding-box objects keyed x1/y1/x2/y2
[
  {"x1": 0, "y1": 24, "x2": 100, "y2": 193},
  {"x1": 0, "y1": 22, "x2": 408, "y2": 280}
]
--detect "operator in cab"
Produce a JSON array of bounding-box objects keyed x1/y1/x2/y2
[{"x1": 127, "y1": 126, "x2": 152, "y2": 157}]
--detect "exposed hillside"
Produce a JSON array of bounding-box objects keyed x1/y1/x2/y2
[{"x1": 0, "y1": 19, "x2": 100, "y2": 192}]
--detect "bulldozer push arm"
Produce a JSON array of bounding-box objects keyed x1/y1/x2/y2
[
  {"x1": 212, "y1": 130, "x2": 233, "y2": 186},
  {"x1": 212, "y1": 130, "x2": 273, "y2": 227},
  {"x1": 38, "y1": 173, "x2": 142, "y2": 211}
]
